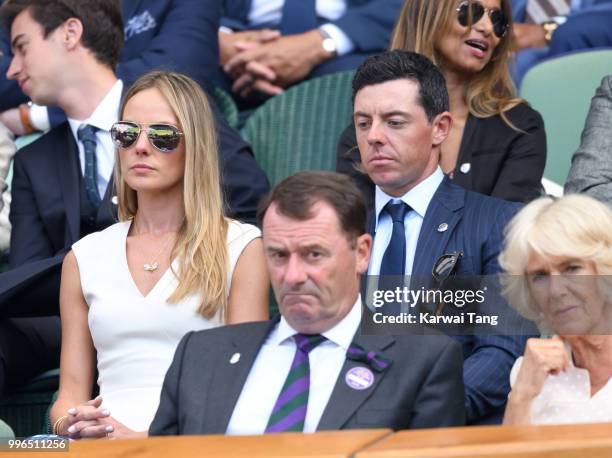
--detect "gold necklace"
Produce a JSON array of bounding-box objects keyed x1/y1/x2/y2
[{"x1": 134, "y1": 219, "x2": 177, "y2": 273}]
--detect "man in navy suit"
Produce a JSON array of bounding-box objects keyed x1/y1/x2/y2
[
  {"x1": 217, "y1": 0, "x2": 402, "y2": 103},
  {"x1": 511, "y1": 0, "x2": 612, "y2": 86},
  {"x1": 0, "y1": 0, "x2": 220, "y2": 133},
  {"x1": 0, "y1": 0, "x2": 268, "y2": 395},
  {"x1": 351, "y1": 50, "x2": 534, "y2": 424}
]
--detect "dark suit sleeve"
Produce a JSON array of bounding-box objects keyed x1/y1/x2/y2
[
  {"x1": 149, "y1": 331, "x2": 194, "y2": 436},
  {"x1": 8, "y1": 152, "x2": 55, "y2": 268},
  {"x1": 118, "y1": 0, "x2": 221, "y2": 92},
  {"x1": 212, "y1": 99, "x2": 270, "y2": 225},
  {"x1": 489, "y1": 104, "x2": 546, "y2": 203},
  {"x1": 330, "y1": 0, "x2": 403, "y2": 52},
  {"x1": 410, "y1": 338, "x2": 465, "y2": 428},
  {"x1": 462, "y1": 200, "x2": 532, "y2": 423}
]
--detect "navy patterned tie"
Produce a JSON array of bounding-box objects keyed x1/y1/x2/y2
[
  {"x1": 280, "y1": 0, "x2": 318, "y2": 35},
  {"x1": 379, "y1": 201, "x2": 410, "y2": 277},
  {"x1": 77, "y1": 124, "x2": 101, "y2": 207},
  {"x1": 378, "y1": 201, "x2": 410, "y2": 314},
  {"x1": 265, "y1": 334, "x2": 326, "y2": 433}
]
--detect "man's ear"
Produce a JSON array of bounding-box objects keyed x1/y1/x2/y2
[
  {"x1": 62, "y1": 18, "x2": 83, "y2": 51},
  {"x1": 355, "y1": 233, "x2": 372, "y2": 275},
  {"x1": 431, "y1": 111, "x2": 453, "y2": 147}
]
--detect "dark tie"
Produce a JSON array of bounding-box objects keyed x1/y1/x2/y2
[
  {"x1": 525, "y1": 0, "x2": 571, "y2": 23},
  {"x1": 377, "y1": 201, "x2": 410, "y2": 315},
  {"x1": 265, "y1": 333, "x2": 326, "y2": 433},
  {"x1": 77, "y1": 124, "x2": 101, "y2": 207},
  {"x1": 379, "y1": 201, "x2": 410, "y2": 277},
  {"x1": 280, "y1": 0, "x2": 318, "y2": 35}
]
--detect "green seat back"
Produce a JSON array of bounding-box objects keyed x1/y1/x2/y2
[
  {"x1": 240, "y1": 70, "x2": 355, "y2": 186},
  {"x1": 520, "y1": 49, "x2": 612, "y2": 186},
  {"x1": 212, "y1": 86, "x2": 239, "y2": 131}
]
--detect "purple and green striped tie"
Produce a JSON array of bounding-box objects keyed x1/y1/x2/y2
[{"x1": 265, "y1": 333, "x2": 326, "y2": 433}]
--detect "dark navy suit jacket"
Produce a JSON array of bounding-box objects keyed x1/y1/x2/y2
[
  {"x1": 0, "y1": 0, "x2": 220, "y2": 112},
  {"x1": 221, "y1": 0, "x2": 402, "y2": 52},
  {"x1": 367, "y1": 177, "x2": 535, "y2": 425}
]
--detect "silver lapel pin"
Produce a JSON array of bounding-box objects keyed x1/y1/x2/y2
[
  {"x1": 437, "y1": 223, "x2": 448, "y2": 233},
  {"x1": 111, "y1": 196, "x2": 118, "y2": 205},
  {"x1": 229, "y1": 353, "x2": 240, "y2": 364},
  {"x1": 459, "y1": 162, "x2": 471, "y2": 174}
]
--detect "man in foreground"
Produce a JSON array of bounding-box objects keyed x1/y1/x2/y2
[{"x1": 150, "y1": 171, "x2": 465, "y2": 434}]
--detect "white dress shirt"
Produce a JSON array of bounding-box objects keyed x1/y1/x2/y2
[
  {"x1": 369, "y1": 167, "x2": 444, "y2": 277},
  {"x1": 246, "y1": 0, "x2": 354, "y2": 55},
  {"x1": 226, "y1": 296, "x2": 362, "y2": 435},
  {"x1": 67, "y1": 80, "x2": 123, "y2": 198}
]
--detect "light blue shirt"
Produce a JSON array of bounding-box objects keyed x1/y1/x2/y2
[
  {"x1": 368, "y1": 167, "x2": 444, "y2": 276},
  {"x1": 246, "y1": 0, "x2": 354, "y2": 55}
]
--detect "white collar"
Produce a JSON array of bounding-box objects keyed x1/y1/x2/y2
[
  {"x1": 274, "y1": 296, "x2": 362, "y2": 351},
  {"x1": 68, "y1": 79, "x2": 123, "y2": 136},
  {"x1": 374, "y1": 167, "x2": 444, "y2": 226}
]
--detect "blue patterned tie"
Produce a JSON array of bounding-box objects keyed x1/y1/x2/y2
[
  {"x1": 280, "y1": 0, "x2": 318, "y2": 35},
  {"x1": 380, "y1": 201, "x2": 410, "y2": 277},
  {"x1": 265, "y1": 334, "x2": 326, "y2": 433},
  {"x1": 77, "y1": 124, "x2": 101, "y2": 207},
  {"x1": 378, "y1": 201, "x2": 410, "y2": 314}
]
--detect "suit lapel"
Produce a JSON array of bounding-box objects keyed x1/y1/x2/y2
[
  {"x1": 204, "y1": 318, "x2": 280, "y2": 433},
  {"x1": 317, "y1": 334, "x2": 395, "y2": 430},
  {"x1": 57, "y1": 124, "x2": 81, "y2": 243},
  {"x1": 412, "y1": 178, "x2": 465, "y2": 276}
]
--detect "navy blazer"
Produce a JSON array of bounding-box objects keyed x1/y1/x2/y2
[
  {"x1": 0, "y1": 0, "x2": 220, "y2": 112},
  {"x1": 221, "y1": 0, "x2": 402, "y2": 52},
  {"x1": 150, "y1": 317, "x2": 465, "y2": 435},
  {"x1": 367, "y1": 177, "x2": 535, "y2": 424}
]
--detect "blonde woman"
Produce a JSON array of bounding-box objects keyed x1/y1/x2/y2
[
  {"x1": 337, "y1": 0, "x2": 546, "y2": 204},
  {"x1": 500, "y1": 195, "x2": 612, "y2": 425},
  {"x1": 50, "y1": 72, "x2": 269, "y2": 439}
]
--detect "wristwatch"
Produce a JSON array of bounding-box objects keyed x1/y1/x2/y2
[
  {"x1": 542, "y1": 20, "x2": 560, "y2": 45},
  {"x1": 318, "y1": 28, "x2": 337, "y2": 57}
]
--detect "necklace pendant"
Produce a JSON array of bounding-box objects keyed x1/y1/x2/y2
[{"x1": 144, "y1": 262, "x2": 159, "y2": 272}]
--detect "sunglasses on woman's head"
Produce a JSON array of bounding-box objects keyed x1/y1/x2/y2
[
  {"x1": 456, "y1": 0, "x2": 509, "y2": 38},
  {"x1": 110, "y1": 121, "x2": 184, "y2": 153}
]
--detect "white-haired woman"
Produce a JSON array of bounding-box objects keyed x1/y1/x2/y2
[
  {"x1": 500, "y1": 194, "x2": 612, "y2": 425},
  {"x1": 50, "y1": 71, "x2": 269, "y2": 439}
]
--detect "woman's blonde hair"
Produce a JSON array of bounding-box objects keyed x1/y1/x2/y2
[
  {"x1": 390, "y1": 0, "x2": 522, "y2": 126},
  {"x1": 114, "y1": 71, "x2": 229, "y2": 320},
  {"x1": 499, "y1": 195, "x2": 612, "y2": 325}
]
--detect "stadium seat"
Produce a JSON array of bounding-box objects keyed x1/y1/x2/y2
[
  {"x1": 212, "y1": 86, "x2": 239, "y2": 131},
  {"x1": 240, "y1": 70, "x2": 355, "y2": 186},
  {"x1": 520, "y1": 48, "x2": 612, "y2": 186},
  {"x1": 0, "y1": 369, "x2": 59, "y2": 437}
]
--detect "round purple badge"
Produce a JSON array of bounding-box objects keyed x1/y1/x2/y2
[{"x1": 345, "y1": 366, "x2": 374, "y2": 390}]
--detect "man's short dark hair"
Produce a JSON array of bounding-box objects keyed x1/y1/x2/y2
[
  {"x1": 0, "y1": 0, "x2": 123, "y2": 70},
  {"x1": 257, "y1": 171, "x2": 367, "y2": 243},
  {"x1": 352, "y1": 50, "x2": 449, "y2": 122}
]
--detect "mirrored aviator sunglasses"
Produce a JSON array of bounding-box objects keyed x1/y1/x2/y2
[
  {"x1": 456, "y1": 0, "x2": 509, "y2": 38},
  {"x1": 110, "y1": 121, "x2": 184, "y2": 153}
]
